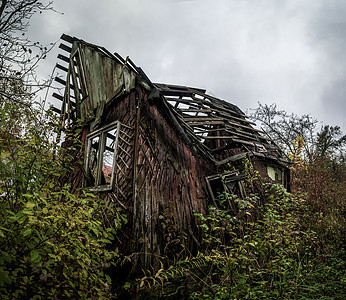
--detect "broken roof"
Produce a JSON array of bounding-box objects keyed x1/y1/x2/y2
[{"x1": 52, "y1": 34, "x2": 289, "y2": 165}]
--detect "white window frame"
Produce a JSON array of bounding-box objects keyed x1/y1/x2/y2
[{"x1": 85, "y1": 120, "x2": 120, "y2": 191}]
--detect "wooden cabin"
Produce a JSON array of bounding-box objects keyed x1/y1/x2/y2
[{"x1": 52, "y1": 34, "x2": 290, "y2": 267}]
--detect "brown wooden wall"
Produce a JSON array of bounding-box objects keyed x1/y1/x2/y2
[
  {"x1": 131, "y1": 90, "x2": 214, "y2": 267},
  {"x1": 69, "y1": 87, "x2": 215, "y2": 268}
]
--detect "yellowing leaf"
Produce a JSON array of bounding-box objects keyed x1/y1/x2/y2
[{"x1": 25, "y1": 202, "x2": 35, "y2": 208}]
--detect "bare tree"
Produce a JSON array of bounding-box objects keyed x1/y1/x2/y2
[
  {"x1": 0, "y1": 0, "x2": 55, "y2": 106},
  {"x1": 250, "y1": 103, "x2": 317, "y2": 160},
  {"x1": 250, "y1": 102, "x2": 346, "y2": 162}
]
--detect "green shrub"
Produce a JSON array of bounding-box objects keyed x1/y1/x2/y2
[
  {"x1": 134, "y1": 182, "x2": 345, "y2": 299},
  {"x1": 0, "y1": 103, "x2": 122, "y2": 298}
]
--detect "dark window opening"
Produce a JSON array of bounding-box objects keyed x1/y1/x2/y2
[
  {"x1": 206, "y1": 171, "x2": 246, "y2": 209},
  {"x1": 85, "y1": 121, "x2": 120, "y2": 191}
]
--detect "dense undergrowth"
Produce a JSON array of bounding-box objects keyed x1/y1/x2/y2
[
  {"x1": 0, "y1": 103, "x2": 125, "y2": 299},
  {"x1": 188, "y1": 184, "x2": 345, "y2": 299},
  {"x1": 130, "y1": 165, "x2": 345, "y2": 299},
  {"x1": 1, "y1": 100, "x2": 345, "y2": 299}
]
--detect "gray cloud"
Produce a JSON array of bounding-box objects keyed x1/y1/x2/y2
[
  {"x1": 304, "y1": 1, "x2": 346, "y2": 129},
  {"x1": 27, "y1": 0, "x2": 346, "y2": 132}
]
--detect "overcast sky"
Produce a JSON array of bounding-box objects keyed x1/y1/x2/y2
[{"x1": 28, "y1": 0, "x2": 346, "y2": 132}]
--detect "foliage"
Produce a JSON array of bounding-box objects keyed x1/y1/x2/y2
[
  {"x1": 189, "y1": 185, "x2": 345, "y2": 299},
  {"x1": 131, "y1": 182, "x2": 345, "y2": 299},
  {"x1": 288, "y1": 133, "x2": 306, "y2": 166},
  {"x1": 0, "y1": 102, "x2": 123, "y2": 299},
  {"x1": 0, "y1": 2, "x2": 128, "y2": 298},
  {"x1": 315, "y1": 125, "x2": 346, "y2": 158}
]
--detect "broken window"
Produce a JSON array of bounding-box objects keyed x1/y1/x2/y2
[
  {"x1": 206, "y1": 171, "x2": 246, "y2": 209},
  {"x1": 85, "y1": 121, "x2": 120, "y2": 191},
  {"x1": 267, "y1": 165, "x2": 282, "y2": 182},
  {"x1": 255, "y1": 144, "x2": 267, "y2": 153}
]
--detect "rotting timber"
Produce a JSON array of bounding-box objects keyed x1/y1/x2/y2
[{"x1": 52, "y1": 34, "x2": 291, "y2": 269}]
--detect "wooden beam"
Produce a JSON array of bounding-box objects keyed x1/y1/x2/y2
[
  {"x1": 183, "y1": 117, "x2": 224, "y2": 122},
  {"x1": 57, "y1": 54, "x2": 69, "y2": 63},
  {"x1": 215, "y1": 153, "x2": 250, "y2": 166},
  {"x1": 50, "y1": 106, "x2": 61, "y2": 114},
  {"x1": 56, "y1": 63, "x2": 68, "y2": 73},
  {"x1": 205, "y1": 177, "x2": 219, "y2": 209},
  {"x1": 203, "y1": 136, "x2": 235, "y2": 139},
  {"x1": 194, "y1": 128, "x2": 225, "y2": 133},
  {"x1": 60, "y1": 34, "x2": 75, "y2": 44},
  {"x1": 54, "y1": 76, "x2": 67, "y2": 86},
  {"x1": 52, "y1": 92, "x2": 63, "y2": 101},
  {"x1": 69, "y1": 62, "x2": 81, "y2": 118},
  {"x1": 52, "y1": 92, "x2": 76, "y2": 107},
  {"x1": 73, "y1": 50, "x2": 88, "y2": 97},
  {"x1": 179, "y1": 108, "x2": 212, "y2": 113},
  {"x1": 59, "y1": 43, "x2": 72, "y2": 53},
  {"x1": 188, "y1": 121, "x2": 224, "y2": 126},
  {"x1": 54, "y1": 77, "x2": 82, "y2": 95}
]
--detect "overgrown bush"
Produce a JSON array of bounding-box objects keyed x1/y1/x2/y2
[
  {"x1": 132, "y1": 182, "x2": 345, "y2": 299},
  {"x1": 0, "y1": 102, "x2": 122, "y2": 298}
]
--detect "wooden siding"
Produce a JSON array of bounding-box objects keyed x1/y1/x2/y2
[{"x1": 131, "y1": 90, "x2": 214, "y2": 267}]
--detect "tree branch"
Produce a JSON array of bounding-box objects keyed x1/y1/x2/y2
[
  {"x1": 0, "y1": 0, "x2": 7, "y2": 20},
  {"x1": 0, "y1": 0, "x2": 39, "y2": 33}
]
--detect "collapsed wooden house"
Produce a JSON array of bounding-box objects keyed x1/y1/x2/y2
[{"x1": 52, "y1": 34, "x2": 290, "y2": 266}]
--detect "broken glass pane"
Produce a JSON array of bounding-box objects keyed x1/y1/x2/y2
[
  {"x1": 101, "y1": 127, "x2": 117, "y2": 184},
  {"x1": 88, "y1": 135, "x2": 100, "y2": 184}
]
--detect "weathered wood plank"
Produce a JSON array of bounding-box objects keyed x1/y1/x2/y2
[
  {"x1": 59, "y1": 43, "x2": 72, "y2": 53},
  {"x1": 57, "y1": 54, "x2": 70, "y2": 63},
  {"x1": 203, "y1": 136, "x2": 235, "y2": 139},
  {"x1": 183, "y1": 117, "x2": 224, "y2": 122},
  {"x1": 56, "y1": 63, "x2": 68, "y2": 73},
  {"x1": 188, "y1": 121, "x2": 225, "y2": 126},
  {"x1": 60, "y1": 33, "x2": 75, "y2": 44}
]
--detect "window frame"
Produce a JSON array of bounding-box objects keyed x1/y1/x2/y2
[
  {"x1": 205, "y1": 171, "x2": 247, "y2": 209},
  {"x1": 85, "y1": 120, "x2": 120, "y2": 192}
]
